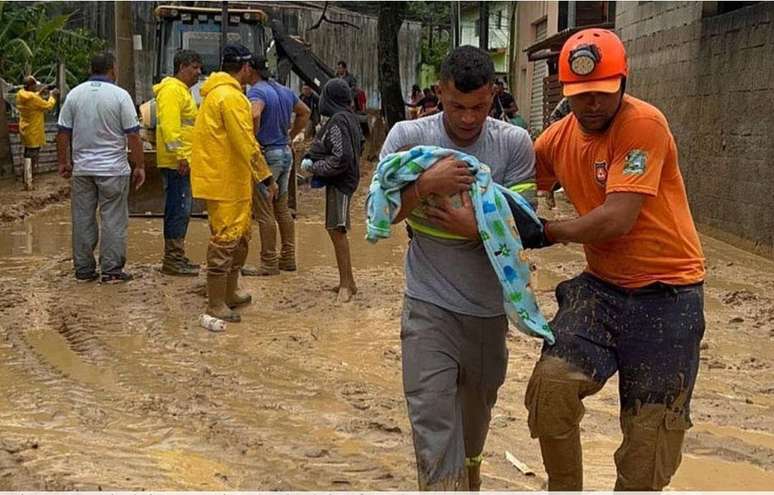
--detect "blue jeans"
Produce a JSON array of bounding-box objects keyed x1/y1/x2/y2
[
  {"x1": 258, "y1": 146, "x2": 292, "y2": 198},
  {"x1": 161, "y1": 168, "x2": 192, "y2": 239}
]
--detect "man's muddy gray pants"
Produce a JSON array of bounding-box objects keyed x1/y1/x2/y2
[
  {"x1": 525, "y1": 273, "x2": 704, "y2": 491},
  {"x1": 401, "y1": 296, "x2": 508, "y2": 490},
  {"x1": 71, "y1": 175, "x2": 130, "y2": 277}
]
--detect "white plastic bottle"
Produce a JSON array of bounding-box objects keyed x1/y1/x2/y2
[{"x1": 199, "y1": 314, "x2": 227, "y2": 332}]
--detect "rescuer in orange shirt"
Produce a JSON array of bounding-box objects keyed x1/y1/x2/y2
[{"x1": 519, "y1": 29, "x2": 706, "y2": 491}]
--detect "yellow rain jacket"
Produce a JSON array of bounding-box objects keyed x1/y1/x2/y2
[
  {"x1": 16, "y1": 89, "x2": 56, "y2": 148},
  {"x1": 191, "y1": 72, "x2": 271, "y2": 202},
  {"x1": 154, "y1": 76, "x2": 198, "y2": 168}
]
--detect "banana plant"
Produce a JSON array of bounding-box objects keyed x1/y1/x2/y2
[{"x1": 0, "y1": 2, "x2": 104, "y2": 88}]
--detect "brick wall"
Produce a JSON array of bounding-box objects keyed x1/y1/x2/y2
[
  {"x1": 616, "y1": 1, "x2": 774, "y2": 258},
  {"x1": 10, "y1": 122, "x2": 59, "y2": 176}
]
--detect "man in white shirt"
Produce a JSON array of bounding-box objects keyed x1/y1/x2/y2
[{"x1": 57, "y1": 52, "x2": 145, "y2": 284}]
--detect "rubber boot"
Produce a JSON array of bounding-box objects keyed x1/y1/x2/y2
[
  {"x1": 181, "y1": 255, "x2": 200, "y2": 271},
  {"x1": 226, "y1": 271, "x2": 252, "y2": 308},
  {"x1": 172, "y1": 238, "x2": 200, "y2": 271},
  {"x1": 275, "y1": 194, "x2": 296, "y2": 271},
  {"x1": 226, "y1": 238, "x2": 252, "y2": 308},
  {"x1": 161, "y1": 239, "x2": 198, "y2": 276},
  {"x1": 206, "y1": 273, "x2": 240, "y2": 322}
]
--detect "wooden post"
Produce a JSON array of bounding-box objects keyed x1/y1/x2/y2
[
  {"x1": 0, "y1": 82, "x2": 12, "y2": 177},
  {"x1": 479, "y1": 1, "x2": 490, "y2": 51},
  {"x1": 114, "y1": 1, "x2": 136, "y2": 100},
  {"x1": 221, "y1": 1, "x2": 229, "y2": 63},
  {"x1": 450, "y1": 1, "x2": 460, "y2": 49}
]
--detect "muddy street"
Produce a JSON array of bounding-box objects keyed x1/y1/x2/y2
[{"x1": 0, "y1": 175, "x2": 772, "y2": 490}]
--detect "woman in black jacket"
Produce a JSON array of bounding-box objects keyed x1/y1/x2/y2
[{"x1": 301, "y1": 78, "x2": 364, "y2": 303}]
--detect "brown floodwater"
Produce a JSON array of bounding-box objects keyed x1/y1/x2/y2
[{"x1": 0, "y1": 186, "x2": 772, "y2": 490}]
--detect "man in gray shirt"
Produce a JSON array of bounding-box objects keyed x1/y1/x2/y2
[
  {"x1": 57, "y1": 52, "x2": 145, "y2": 284},
  {"x1": 380, "y1": 46, "x2": 535, "y2": 490}
]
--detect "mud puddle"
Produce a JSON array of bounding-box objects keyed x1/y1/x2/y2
[{"x1": 0, "y1": 185, "x2": 771, "y2": 490}]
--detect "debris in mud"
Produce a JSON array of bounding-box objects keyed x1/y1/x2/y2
[
  {"x1": 369, "y1": 421, "x2": 401, "y2": 434},
  {"x1": 304, "y1": 448, "x2": 329, "y2": 458},
  {"x1": 505, "y1": 451, "x2": 535, "y2": 476},
  {"x1": 723, "y1": 290, "x2": 759, "y2": 305},
  {"x1": 729, "y1": 317, "x2": 745, "y2": 323}
]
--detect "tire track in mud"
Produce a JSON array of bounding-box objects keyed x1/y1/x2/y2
[
  {"x1": 2, "y1": 261, "x2": 276, "y2": 488},
  {"x1": 4, "y1": 260, "x2": 406, "y2": 489},
  {"x1": 0, "y1": 263, "x2": 179, "y2": 489}
]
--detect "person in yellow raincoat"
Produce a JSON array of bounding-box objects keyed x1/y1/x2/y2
[
  {"x1": 16, "y1": 76, "x2": 58, "y2": 174},
  {"x1": 191, "y1": 44, "x2": 275, "y2": 323},
  {"x1": 154, "y1": 49, "x2": 202, "y2": 276}
]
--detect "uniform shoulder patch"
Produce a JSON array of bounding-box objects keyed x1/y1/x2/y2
[{"x1": 623, "y1": 149, "x2": 647, "y2": 175}]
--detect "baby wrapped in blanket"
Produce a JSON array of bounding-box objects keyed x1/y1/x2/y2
[{"x1": 366, "y1": 145, "x2": 555, "y2": 343}]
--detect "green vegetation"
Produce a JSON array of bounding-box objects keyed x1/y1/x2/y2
[
  {"x1": 406, "y1": 1, "x2": 452, "y2": 72},
  {"x1": 0, "y1": 2, "x2": 105, "y2": 87}
]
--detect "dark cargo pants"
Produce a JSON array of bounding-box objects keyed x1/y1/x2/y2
[
  {"x1": 525, "y1": 273, "x2": 705, "y2": 491},
  {"x1": 401, "y1": 296, "x2": 509, "y2": 490}
]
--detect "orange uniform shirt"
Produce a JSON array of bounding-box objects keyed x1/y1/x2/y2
[{"x1": 535, "y1": 95, "x2": 705, "y2": 288}]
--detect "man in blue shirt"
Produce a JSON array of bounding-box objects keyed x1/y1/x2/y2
[{"x1": 243, "y1": 56, "x2": 310, "y2": 275}]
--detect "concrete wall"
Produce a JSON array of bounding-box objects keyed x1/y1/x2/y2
[
  {"x1": 616, "y1": 1, "x2": 774, "y2": 257},
  {"x1": 511, "y1": 1, "x2": 560, "y2": 130},
  {"x1": 9, "y1": 123, "x2": 59, "y2": 176},
  {"x1": 280, "y1": 3, "x2": 422, "y2": 110}
]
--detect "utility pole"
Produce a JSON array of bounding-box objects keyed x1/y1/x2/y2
[
  {"x1": 221, "y1": 1, "x2": 229, "y2": 63},
  {"x1": 568, "y1": 1, "x2": 577, "y2": 28},
  {"x1": 114, "y1": 1, "x2": 136, "y2": 100},
  {"x1": 450, "y1": 1, "x2": 460, "y2": 49},
  {"x1": 0, "y1": 82, "x2": 11, "y2": 177},
  {"x1": 478, "y1": 1, "x2": 489, "y2": 52}
]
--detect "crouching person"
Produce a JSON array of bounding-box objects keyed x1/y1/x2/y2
[{"x1": 190, "y1": 44, "x2": 276, "y2": 322}]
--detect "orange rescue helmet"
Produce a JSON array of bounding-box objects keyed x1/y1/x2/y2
[{"x1": 559, "y1": 28, "x2": 628, "y2": 97}]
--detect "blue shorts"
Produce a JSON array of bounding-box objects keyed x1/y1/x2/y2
[{"x1": 543, "y1": 273, "x2": 705, "y2": 415}]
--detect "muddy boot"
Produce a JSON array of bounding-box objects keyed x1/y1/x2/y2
[
  {"x1": 240, "y1": 264, "x2": 279, "y2": 276},
  {"x1": 226, "y1": 239, "x2": 252, "y2": 308},
  {"x1": 276, "y1": 194, "x2": 296, "y2": 272},
  {"x1": 206, "y1": 273, "x2": 240, "y2": 322},
  {"x1": 466, "y1": 458, "x2": 482, "y2": 491},
  {"x1": 180, "y1": 255, "x2": 200, "y2": 271},
  {"x1": 225, "y1": 270, "x2": 252, "y2": 308},
  {"x1": 161, "y1": 238, "x2": 199, "y2": 276}
]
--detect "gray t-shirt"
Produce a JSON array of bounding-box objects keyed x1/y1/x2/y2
[
  {"x1": 58, "y1": 77, "x2": 140, "y2": 176},
  {"x1": 379, "y1": 112, "x2": 535, "y2": 317}
]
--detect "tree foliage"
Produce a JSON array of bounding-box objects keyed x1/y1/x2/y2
[
  {"x1": 406, "y1": 1, "x2": 452, "y2": 71},
  {"x1": 0, "y1": 2, "x2": 105, "y2": 87}
]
